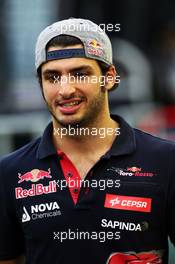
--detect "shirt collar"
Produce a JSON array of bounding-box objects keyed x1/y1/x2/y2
[
  {"x1": 36, "y1": 122, "x2": 57, "y2": 159},
  {"x1": 36, "y1": 115, "x2": 136, "y2": 159},
  {"x1": 106, "y1": 114, "x2": 136, "y2": 157}
]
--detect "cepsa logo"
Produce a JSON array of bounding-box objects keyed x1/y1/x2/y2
[
  {"x1": 15, "y1": 168, "x2": 57, "y2": 199},
  {"x1": 104, "y1": 194, "x2": 152, "y2": 213},
  {"x1": 107, "y1": 251, "x2": 163, "y2": 264}
]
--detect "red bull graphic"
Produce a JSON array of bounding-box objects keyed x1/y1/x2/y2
[
  {"x1": 87, "y1": 39, "x2": 104, "y2": 57},
  {"x1": 15, "y1": 180, "x2": 57, "y2": 199},
  {"x1": 87, "y1": 39, "x2": 103, "y2": 49},
  {"x1": 107, "y1": 251, "x2": 163, "y2": 264},
  {"x1": 18, "y1": 168, "x2": 52, "y2": 183},
  {"x1": 87, "y1": 48, "x2": 103, "y2": 57}
]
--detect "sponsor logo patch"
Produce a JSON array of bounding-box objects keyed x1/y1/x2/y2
[
  {"x1": 107, "y1": 166, "x2": 155, "y2": 177},
  {"x1": 22, "y1": 201, "x2": 61, "y2": 222},
  {"x1": 101, "y1": 218, "x2": 149, "y2": 232},
  {"x1": 18, "y1": 168, "x2": 52, "y2": 183},
  {"x1": 107, "y1": 250, "x2": 163, "y2": 264},
  {"x1": 87, "y1": 48, "x2": 104, "y2": 57},
  {"x1": 87, "y1": 39, "x2": 103, "y2": 49},
  {"x1": 104, "y1": 194, "x2": 152, "y2": 212},
  {"x1": 87, "y1": 39, "x2": 104, "y2": 57},
  {"x1": 15, "y1": 181, "x2": 57, "y2": 199}
]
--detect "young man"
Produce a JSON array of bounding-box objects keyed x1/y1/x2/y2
[{"x1": 0, "y1": 18, "x2": 175, "y2": 264}]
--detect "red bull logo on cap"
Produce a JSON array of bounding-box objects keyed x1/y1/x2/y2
[
  {"x1": 18, "y1": 168, "x2": 52, "y2": 183},
  {"x1": 87, "y1": 39, "x2": 103, "y2": 49}
]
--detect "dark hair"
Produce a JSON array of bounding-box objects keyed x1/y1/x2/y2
[{"x1": 37, "y1": 35, "x2": 115, "y2": 90}]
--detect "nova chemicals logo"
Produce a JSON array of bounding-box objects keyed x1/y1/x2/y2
[
  {"x1": 22, "y1": 206, "x2": 31, "y2": 222},
  {"x1": 21, "y1": 201, "x2": 61, "y2": 222}
]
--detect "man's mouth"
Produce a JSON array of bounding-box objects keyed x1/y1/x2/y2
[
  {"x1": 56, "y1": 98, "x2": 84, "y2": 114},
  {"x1": 59, "y1": 100, "x2": 82, "y2": 108}
]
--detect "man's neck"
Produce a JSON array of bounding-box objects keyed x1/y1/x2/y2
[{"x1": 52, "y1": 115, "x2": 119, "y2": 156}]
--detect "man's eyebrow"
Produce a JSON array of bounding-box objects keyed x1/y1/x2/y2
[
  {"x1": 70, "y1": 65, "x2": 93, "y2": 73},
  {"x1": 42, "y1": 65, "x2": 94, "y2": 76},
  {"x1": 42, "y1": 69, "x2": 60, "y2": 76}
]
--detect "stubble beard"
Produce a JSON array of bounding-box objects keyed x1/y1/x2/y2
[{"x1": 46, "y1": 89, "x2": 106, "y2": 129}]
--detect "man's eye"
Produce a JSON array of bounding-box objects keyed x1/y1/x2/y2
[
  {"x1": 75, "y1": 72, "x2": 88, "y2": 77},
  {"x1": 48, "y1": 75, "x2": 60, "y2": 83}
]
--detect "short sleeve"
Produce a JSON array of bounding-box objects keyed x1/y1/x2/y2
[{"x1": 0, "y1": 159, "x2": 25, "y2": 260}]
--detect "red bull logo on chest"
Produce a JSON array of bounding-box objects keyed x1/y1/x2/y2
[
  {"x1": 18, "y1": 168, "x2": 52, "y2": 183},
  {"x1": 15, "y1": 168, "x2": 56, "y2": 199}
]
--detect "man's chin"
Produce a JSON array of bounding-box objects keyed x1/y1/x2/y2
[{"x1": 53, "y1": 115, "x2": 83, "y2": 128}]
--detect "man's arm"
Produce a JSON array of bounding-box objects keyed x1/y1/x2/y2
[{"x1": 0, "y1": 160, "x2": 25, "y2": 262}]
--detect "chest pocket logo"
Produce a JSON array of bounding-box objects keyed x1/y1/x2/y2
[{"x1": 104, "y1": 194, "x2": 152, "y2": 213}]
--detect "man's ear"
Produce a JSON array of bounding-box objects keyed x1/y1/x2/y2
[{"x1": 104, "y1": 65, "x2": 118, "y2": 91}]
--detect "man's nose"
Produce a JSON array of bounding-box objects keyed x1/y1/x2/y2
[{"x1": 57, "y1": 75, "x2": 76, "y2": 97}]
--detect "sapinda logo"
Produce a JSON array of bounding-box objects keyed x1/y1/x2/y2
[
  {"x1": 101, "y1": 218, "x2": 149, "y2": 232},
  {"x1": 107, "y1": 251, "x2": 163, "y2": 264}
]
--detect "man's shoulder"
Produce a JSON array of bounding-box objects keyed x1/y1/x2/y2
[
  {"x1": 113, "y1": 114, "x2": 175, "y2": 152},
  {"x1": 134, "y1": 127, "x2": 175, "y2": 152},
  {"x1": 0, "y1": 137, "x2": 41, "y2": 167}
]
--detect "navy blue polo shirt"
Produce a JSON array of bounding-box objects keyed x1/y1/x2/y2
[{"x1": 0, "y1": 115, "x2": 175, "y2": 264}]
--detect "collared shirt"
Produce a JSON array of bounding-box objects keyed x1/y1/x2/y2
[{"x1": 0, "y1": 115, "x2": 175, "y2": 264}]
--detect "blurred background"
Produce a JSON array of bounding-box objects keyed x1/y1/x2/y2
[{"x1": 0, "y1": 0, "x2": 175, "y2": 261}]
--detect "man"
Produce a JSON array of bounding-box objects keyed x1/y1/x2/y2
[{"x1": 0, "y1": 18, "x2": 175, "y2": 264}]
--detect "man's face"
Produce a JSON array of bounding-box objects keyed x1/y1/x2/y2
[{"x1": 41, "y1": 44, "x2": 109, "y2": 127}]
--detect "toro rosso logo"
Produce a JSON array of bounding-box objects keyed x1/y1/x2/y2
[
  {"x1": 107, "y1": 166, "x2": 154, "y2": 177},
  {"x1": 18, "y1": 168, "x2": 52, "y2": 183},
  {"x1": 107, "y1": 251, "x2": 163, "y2": 264},
  {"x1": 127, "y1": 167, "x2": 141, "y2": 172}
]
